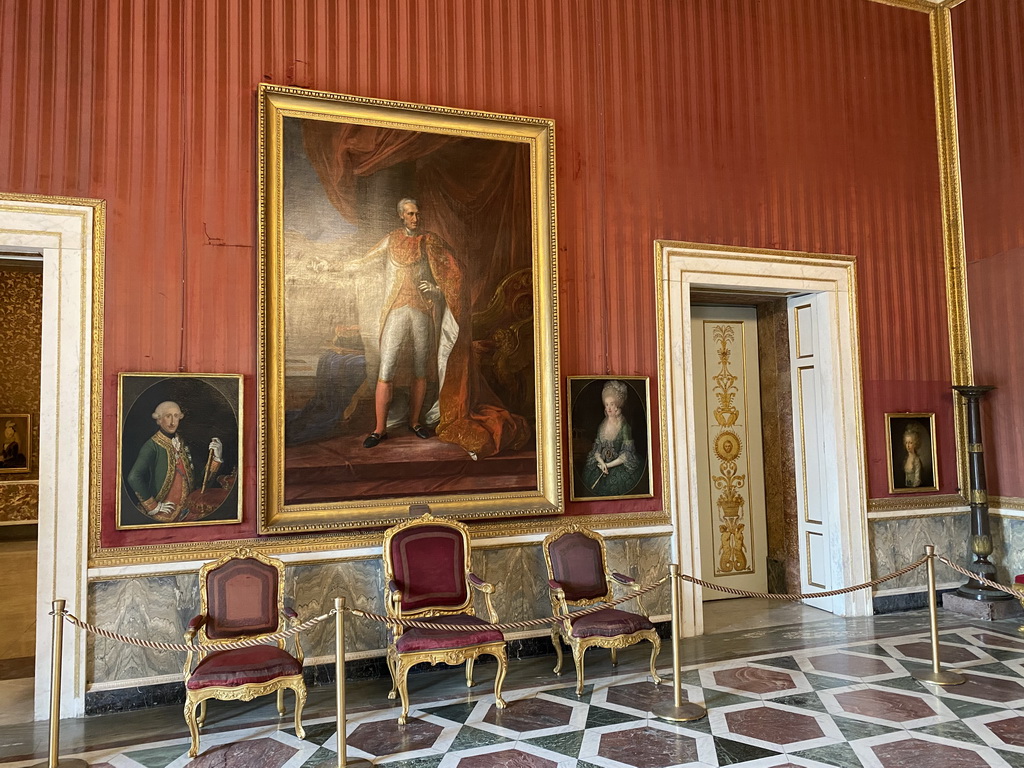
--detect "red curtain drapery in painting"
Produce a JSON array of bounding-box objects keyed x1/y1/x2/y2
[{"x1": 301, "y1": 120, "x2": 532, "y2": 458}]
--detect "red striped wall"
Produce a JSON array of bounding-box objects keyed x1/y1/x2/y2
[
  {"x1": 0, "y1": 0, "x2": 952, "y2": 547},
  {"x1": 953, "y1": 0, "x2": 1024, "y2": 498}
]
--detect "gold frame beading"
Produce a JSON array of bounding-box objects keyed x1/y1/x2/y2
[
  {"x1": 381, "y1": 511, "x2": 508, "y2": 724},
  {"x1": 542, "y1": 524, "x2": 662, "y2": 695},
  {"x1": 182, "y1": 548, "x2": 306, "y2": 758}
]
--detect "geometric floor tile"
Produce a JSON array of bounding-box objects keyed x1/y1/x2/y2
[{"x1": 15, "y1": 625, "x2": 1024, "y2": 768}]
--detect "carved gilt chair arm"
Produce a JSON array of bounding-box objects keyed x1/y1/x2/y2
[
  {"x1": 282, "y1": 605, "x2": 303, "y2": 663},
  {"x1": 468, "y1": 572, "x2": 499, "y2": 623},
  {"x1": 609, "y1": 570, "x2": 649, "y2": 615},
  {"x1": 385, "y1": 579, "x2": 404, "y2": 636},
  {"x1": 183, "y1": 615, "x2": 206, "y2": 679},
  {"x1": 547, "y1": 579, "x2": 572, "y2": 632}
]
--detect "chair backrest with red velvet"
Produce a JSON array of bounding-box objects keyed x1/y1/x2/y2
[
  {"x1": 384, "y1": 516, "x2": 472, "y2": 616},
  {"x1": 545, "y1": 528, "x2": 610, "y2": 604},
  {"x1": 200, "y1": 551, "x2": 283, "y2": 640}
]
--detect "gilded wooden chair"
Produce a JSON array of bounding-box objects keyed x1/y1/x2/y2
[
  {"x1": 182, "y1": 548, "x2": 306, "y2": 757},
  {"x1": 543, "y1": 525, "x2": 662, "y2": 695},
  {"x1": 383, "y1": 510, "x2": 508, "y2": 724}
]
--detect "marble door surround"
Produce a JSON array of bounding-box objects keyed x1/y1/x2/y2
[
  {"x1": 0, "y1": 194, "x2": 102, "y2": 719},
  {"x1": 655, "y1": 241, "x2": 870, "y2": 635}
]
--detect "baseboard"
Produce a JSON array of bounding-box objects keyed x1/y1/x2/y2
[{"x1": 872, "y1": 587, "x2": 957, "y2": 615}]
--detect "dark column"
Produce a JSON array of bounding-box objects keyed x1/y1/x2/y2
[{"x1": 952, "y1": 385, "x2": 1009, "y2": 601}]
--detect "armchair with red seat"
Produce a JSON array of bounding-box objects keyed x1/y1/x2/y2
[
  {"x1": 382, "y1": 510, "x2": 508, "y2": 724},
  {"x1": 543, "y1": 524, "x2": 663, "y2": 695},
  {"x1": 182, "y1": 548, "x2": 306, "y2": 758}
]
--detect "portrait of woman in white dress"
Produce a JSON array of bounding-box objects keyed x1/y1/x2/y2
[{"x1": 886, "y1": 413, "x2": 937, "y2": 493}]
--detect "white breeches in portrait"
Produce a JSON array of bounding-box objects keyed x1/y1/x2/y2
[{"x1": 379, "y1": 306, "x2": 432, "y2": 381}]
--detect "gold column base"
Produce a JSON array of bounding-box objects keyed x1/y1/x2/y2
[
  {"x1": 912, "y1": 669, "x2": 966, "y2": 686},
  {"x1": 652, "y1": 701, "x2": 707, "y2": 722}
]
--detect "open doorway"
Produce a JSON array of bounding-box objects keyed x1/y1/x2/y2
[
  {"x1": 656, "y1": 241, "x2": 870, "y2": 638},
  {"x1": 0, "y1": 251, "x2": 43, "y2": 723}
]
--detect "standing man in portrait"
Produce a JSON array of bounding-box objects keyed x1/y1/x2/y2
[
  {"x1": 354, "y1": 198, "x2": 447, "y2": 448},
  {"x1": 126, "y1": 401, "x2": 223, "y2": 523}
]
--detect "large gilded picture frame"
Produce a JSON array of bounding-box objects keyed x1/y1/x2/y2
[{"x1": 257, "y1": 84, "x2": 561, "y2": 532}]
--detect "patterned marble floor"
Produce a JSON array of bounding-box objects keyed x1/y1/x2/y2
[{"x1": 9, "y1": 624, "x2": 1024, "y2": 768}]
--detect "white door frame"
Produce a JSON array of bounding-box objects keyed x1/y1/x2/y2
[
  {"x1": 655, "y1": 241, "x2": 870, "y2": 637},
  {"x1": 0, "y1": 194, "x2": 102, "y2": 718}
]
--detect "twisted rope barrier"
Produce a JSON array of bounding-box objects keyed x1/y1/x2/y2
[
  {"x1": 937, "y1": 556, "x2": 1022, "y2": 599},
  {"x1": 58, "y1": 608, "x2": 337, "y2": 653},
  {"x1": 350, "y1": 575, "x2": 669, "y2": 632},
  {"x1": 681, "y1": 554, "x2": 930, "y2": 600},
  {"x1": 55, "y1": 552, "x2": 1017, "y2": 654}
]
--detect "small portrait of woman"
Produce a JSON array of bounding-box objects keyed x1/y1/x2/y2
[
  {"x1": 0, "y1": 415, "x2": 30, "y2": 473},
  {"x1": 886, "y1": 413, "x2": 937, "y2": 493},
  {"x1": 568, "y1": 377, "x2": 653, "y2": 501}
]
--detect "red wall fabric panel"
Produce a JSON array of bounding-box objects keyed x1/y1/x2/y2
[
  {"x1": 953, "y1": 0, "x2": 1024, "y2": 498},
  {"x1": 0, "y1": 0, "x2": 953, "y2": 547}
]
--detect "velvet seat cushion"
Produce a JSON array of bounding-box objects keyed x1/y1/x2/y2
[
  {"x1": 187, "y1": 645, "x2": 301, "y2": 690},
  {"x1": 568, "y1": 608, "x2": 654, "y2": 639},
  {"x1": 395, "y1": 614, "x2": 504, "y2": 653}
]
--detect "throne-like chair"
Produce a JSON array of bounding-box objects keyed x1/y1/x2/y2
[
  {"x1": 543, "y1": 525, "x2": 662, "y2": 695},
  {"x1": 382, "y1": 510, "x2": 508, "y2": 724},
  {"x1": 182, "y1": 548, "x2": 306, "y2": 757}
]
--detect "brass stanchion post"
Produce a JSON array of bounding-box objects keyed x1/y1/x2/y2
[
  {"x1": 30, "y1": 600, "x2": 87, "y2": 768},
  {"x1": 334, "y1": 597, "x2": 370, "y2": 768},
  {"x1": 652, "y1": 565, "x2": 706, "y2": 722},
  {"x1": 912, "y1": 546, "x2": 965, "y2": 686}
]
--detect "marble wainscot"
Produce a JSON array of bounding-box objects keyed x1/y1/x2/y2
[{"x1": 85, "y1": 534, "x2": 673, "y2": 713}]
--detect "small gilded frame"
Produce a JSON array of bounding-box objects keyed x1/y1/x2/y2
[
  {"x1": 567, "y1": 377, "x2": 654, "y2": 501},
  {"x1": 885, "y1": 412, "x2": 939, "y2": 494},
  {"x1": 116, "y1": 373, "x2": 243, "y2": 529},
  {"x1": 0, "y1": 414, "x2": 31, "y2": 474},
  {"x1": 257, "y1": 84, "x2": 561, "y2": 531}
]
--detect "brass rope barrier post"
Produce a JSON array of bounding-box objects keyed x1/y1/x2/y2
[
  {"x1": 911, "y1": 546, "x2": 965, "y2": 687},
  {"x1": 30, "y1": 600, "x2": 87, "y2": 768},
  {"x1": 334, "y1": 598, "x2": 370, "y2": 768},
  {"x1": 652, "y1": 565, "x2": 706, "y2": 722}
]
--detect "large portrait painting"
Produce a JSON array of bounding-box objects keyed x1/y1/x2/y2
[
  {"x1": 117, "y1": 373, "x2": 242, "y2": 529},
  {"x1": 567, "y1": 377, "x2": 654, "y2": 502},
  {"x1": 257, "y1": 84, "x2": 561, "y2": 531}
]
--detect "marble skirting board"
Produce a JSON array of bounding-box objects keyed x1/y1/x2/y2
[
  {"x1": 86, "y1": 534, "x2": 673, "y2": 689},
  {"x1": 868, "y1": 511, "x2": 970, "y2": 594}
]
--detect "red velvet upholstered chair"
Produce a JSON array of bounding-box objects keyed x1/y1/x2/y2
[
  {"x1": 182, "y1": 548, "x2": 306, "y2": 757},
  {"x1": 543, "y1": 525, "x2": 662, "y2": 695},
  {"x1": 383, "y1": 511, "x2": 508, "y2": 724}
]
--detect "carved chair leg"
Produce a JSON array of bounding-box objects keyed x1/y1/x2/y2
[
  {"x1": 185, "y1": 698, "x2": 202, "y2": 758},
  {"x1": 197, "y1": 699, "x2": 207, "y2": 727},
  {"x1": 648, "y1": 636, "x2": 664, "y2": 685},
  {"x1": 277, "y1": 688, "x2": 286, "y2": 716},
  {"x1": 492, "y1": 648, "x2": 508, "y2": 709},
  {"x1": 465, "y1": 657, "x2": 476, "y2": 688},
  {"x1": 573, "y1": 645, "x2": 587, "y2": 696},
  {"x1": 551, "y1": 627, "x2": 564, "y2": 675},
  {"x1": 395, "y1": 657, "x2": 413, "y2": 725},
  {"x1": 386, "y1": 649, "x2": 400, "y2": 700},
  {"x1": 292, "y1": 683, "x2": 307, "y2": 739},
  {"x1": 611, "y1": 648, "x2": 618, "y2": 667}
]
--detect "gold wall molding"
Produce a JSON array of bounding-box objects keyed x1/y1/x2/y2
[
  {"x1": 87, "y1": 511, "x2": 671, "y2": 568},
  {"x1": 929, "y1": 6, "x2": 973, "y2": 495},
  {"x1": 867, "y1": 493, "x2": 967, "y2": 514},
  {"x1": 991, "y1": 497, "x2": 1024, "y2": 513}
]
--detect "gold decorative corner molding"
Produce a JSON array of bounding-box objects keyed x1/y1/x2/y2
[{"x1": 867, "y1": 493, "x2": 968, "y2": 515}]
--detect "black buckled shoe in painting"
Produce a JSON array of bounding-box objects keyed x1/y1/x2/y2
[
  {"x1": 363, "y1": 432, "x2": 388, "y2": 448},
  {"x1": 409, "y1": 424, "x2": 430, "y2": 439}
]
